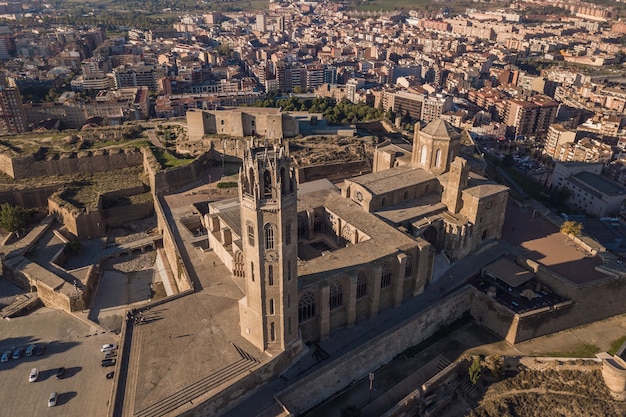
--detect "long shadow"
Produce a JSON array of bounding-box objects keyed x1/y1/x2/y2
[
  {"x1": 158, "y1": 195, "x2": 203, "y2": 292},
  {"x1": 56, "y1": 391, "x2": 77, "y2": 406}
]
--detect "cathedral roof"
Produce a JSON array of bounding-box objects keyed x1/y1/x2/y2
[{"x1": 421, "y1": 118, "x2": 461, "y2": 139}]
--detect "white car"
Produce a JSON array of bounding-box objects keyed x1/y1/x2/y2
[
  {"x1": 29, "y1": 368, "x2": 39, "y2": 382},
  {"x1": 100, "y1": 344, "x2": 118, "y2": 353},
  {"x1": 48, "y1": 392, "x2": 58, "y2": 407}
]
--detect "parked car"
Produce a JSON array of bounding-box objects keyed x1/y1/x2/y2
[
  {"x1": 12, "y1": 347, "x2": 23, "y2": 359},
  {"x1": 25, "y1": 344, "x2": 36, "y2": 357},
  {"x1": 28, "y1": 368, "x2": 39, "y2": 382},
  {"x1": 48, "y1": 392, "x2": 58, "y2": 407},
  {"x1": 106, "y1": 371, "x2": 115, "y2": 380},
  {"x1": 101, "y1": 358, "x2": 116, "y2": 367},
  {"x1": 103, "y1": 351, "x2": 116, "y2": 359},
  {"x1": 100, "y1": 344, "x2": 117, "y2": 353},
  {"x1": 35, "y1": 345, "x2": 45, "y2": 356},
  {"x1": 56, "y1": 367, "x2": 65, "y2": 379},
  {"x1": 0, "y1": 351, "x2": 10, "y2": 363}
]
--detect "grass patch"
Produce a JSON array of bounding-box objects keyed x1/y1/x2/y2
[
  {"x1": 150, "y1": 147, "x2": 194, "y2": 169},
  {"x1": 608, "y1": 336, "x2": 626, "y2": 355},
  {"x1": 217, "y1": 181, "x2": 238, "y2": 189},
  {"x1": 400, "y1": 313, "x2": 473, "y2": 359},
  {"x1": 542, "y1": 343, "x2": 600, "y2": 358}
]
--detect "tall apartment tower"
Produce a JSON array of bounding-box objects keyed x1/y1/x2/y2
[
  {"x1": 0, "y1": 75, "x2": 27, "y2": 134},
  {"x1": 238, "y1": 141, "x2": 299, "y2": 353}
]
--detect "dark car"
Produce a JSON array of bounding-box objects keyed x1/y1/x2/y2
[
  {"x1": 56, "y1": 367, "x2": 65, "y2": 379},
  {"x1": 12, "y1": 347, "x2": 23, "y2": 359},
  {"x1": 106, "y1": 371, "x2": 115, "y2": 380},
  {"x1": 101, "y1": 358, "x2": 116, "y2": 367},
  {"x1": 35, "y1": 345, "x2": 45, "y2": 356}
]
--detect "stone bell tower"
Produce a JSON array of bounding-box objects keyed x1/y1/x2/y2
[{"x1": 238, "y1": 140, "x2": 299, "y2": 353}]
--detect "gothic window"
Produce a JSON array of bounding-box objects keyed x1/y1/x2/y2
[
  {"x1": 264, "y1": 224, "x2": 274, "y2": 249},
  {"x1": 280, "y1": 166, "x2": 287, "y2": 195},
  {"x1": 269, "y1": 299, "x2": 274, "y2": 315},
  {"x1": 329, "y1": 281, "x2": 343, "y2": 310},
  {"x1": 263, "y1": 170, "x2": 272, "y2": 198},
  {"x1": 404, "y1": 191, "x2": 409, "y2": 200},
  {"x1": 234, "y1": 251, "x2": 245, "y2": 278},
  {"x1": 251, "y1": 262, "x2": 255, "y2": 282},
  {"x1": 405, "y1": 254, "x2": 413, "y2": 277},
  {"x1": 381, "y1": 262, "x2": 391, "y2": 288},
  {"x1": 420, "y1": 145, "x2": 428, "y2": 165},
  {"x1": 298, "y1": 292, "x2": 316, "y2": 323},
  {"x1": 341, "y1": 224, "x2": 353, "y2": 241},
  {"x1": 313, "y1": 216, "x2": 322, "y2": 232},
  {"x1": 285, "y1": 222, "x2": 291, "y2": 245},
  {"x1": 381, "y1": 197, "x2": 387, "y2": 207},
  {"x1": 357, "y1": 272, "x2": 367, "y2": 299},
  {"x1": 268, "y1": 265, "x2": 274, "y2": 286},
  {"x1": 287, "y1": 260, "x2": 292, "y2": 281},
  {"x1": 247, "y1": 223, "x2": 255, "y2": 246},
  {"x1": 435, "y1": 149, "x2": 442, "y2": 168}
]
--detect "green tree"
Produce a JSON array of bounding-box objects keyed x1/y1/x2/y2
[
  {"x1": 63, "y1": 241, "x2": 82, "y2": 256},
  {"x1": 561, "y1": 220, "x2": 583, "y2": 237},
  {"x1": 469, "y1": 356, "x2": 482, "y2": 385},
  {"x1": 0, "y1": 203, "x2": 30, "y2": 233}
]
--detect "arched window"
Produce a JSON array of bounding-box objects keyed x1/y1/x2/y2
[
  {"x1": 329, "y1": 281, "x2": 343, "y2": 310},
  {"x1": 381, "y1": 197, "x2": 387, "y2": 207},
  {"x1": 234, "y1": 251, "x2": 245, "y2": 278},
  {"x1": 405, "y1": 254, "x2": 413, "y2": 277},
  {"x1": 263, "y1": 170, "x2": 272, "y2": 198},
  {"x1": 435, "y1": 149, "x2": 442, "y2": 168},
  {"x1": 264, "y1": 224, "x2": 274, "y2": 249},
  {"x1": 251, "y1": 262, "x2": 255, "y2": 282},
  {"x1": 287, "y1": 260, "x2": 292, "y2": 281},
  {"x1": 420, "y1": 145, "x2": 428, "y2": 165},
  {"x1": 280, "y1": 166, "x2": 287, "y2": 195},
  {"x1": 381, "y1": 262, "x2": 391, "y2": 288},
  {"x1": 247, "y1": 222, "x2": 255, "y2": 246},
  {"x1": 269, "y1": 299, "x2": 274, "y2": 315},
  {"x1": 270, "y1": 322, "x2": 275, "y2": 341},
  {"x1": 404, "y1": 190, "x2": 409, "y2": 200},
  {"x1": 357, "y1": 272, "x2": 367, "y2": 299},
  {"x1": 268, "y1": 265, "x2": 274, "y2": 286},
  {"x1": 298, "y1": 292, "x2": 316, "y2": 323}
]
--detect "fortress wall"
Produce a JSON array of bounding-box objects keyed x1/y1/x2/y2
[
  {"x1": 8, "y1": 148, "x2": 143, "y2": 179},
  {"x1": 276, "y1": 287, "x2": 471, "y2": 415},
  {"x1": 295, "y1": 160, "x2": 372, "y2": 184},
  {"x1": 468, "y1": 288, "x2": 517, "y2": 343},
  {"x1": 0, "y1": 184, "x2": 61, "y2": 208},
  {"x1": 101, "y1": 202, "x2": 154, "y2": 228},
  {"x1": 154, "y1": 195, "x2": 192, "y2": 292},
  {"x1": 0, "y1": 151, "x2": 16, "y2": 177},
  {"x1": 148, "y1": 152, "x2": 211, "y2": 195}
]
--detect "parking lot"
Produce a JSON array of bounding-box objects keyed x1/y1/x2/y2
[{"x1": 0, "y1": 298, "x2": 118, "y2": 417}]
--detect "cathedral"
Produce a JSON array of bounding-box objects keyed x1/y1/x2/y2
[{"x1": 203, "y1": 118, "x2": 508, "y2": 354}]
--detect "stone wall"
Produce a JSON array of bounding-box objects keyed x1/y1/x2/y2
[
  {"x1": 0, "y1": 184, "x2": 62, "y2": 208},
  {"x1": 1, "y1": 147, "x2": 143, "y2": 179},
  {"x1": 275, "y1": 287, "x2": 471, "y2": 415},
  {"x1": 143, "y1": 148, "x2": 213, "y2": 195},
  {"x1": 154, "y1": 195, "x2": 192, "y2": 292},
  {"x1": 295, "y1": 160, "x2": 372, "y2": 184}
]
